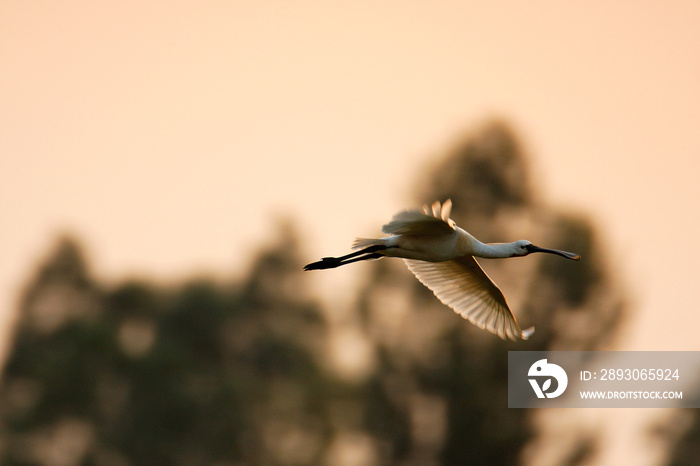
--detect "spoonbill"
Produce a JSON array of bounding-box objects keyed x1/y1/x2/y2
[{"x1": 304, "y1": 200, "x2": 580, "y2": 341}]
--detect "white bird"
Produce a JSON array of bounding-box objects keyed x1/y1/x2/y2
[{"x1": 304, "y1": 200, "x2": 580, "y2": 341}]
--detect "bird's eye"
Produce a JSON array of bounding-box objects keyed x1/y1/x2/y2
[{"x1": 521, "y1": 244, "x2": 528, "y2": 250}]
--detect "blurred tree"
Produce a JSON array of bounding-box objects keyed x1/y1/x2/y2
[
  {"x1": 662, "y1": 406, "x2": 700, "y2": 464},
  {"x1": 352, "y1": 120, "x2": 626, "y2": 465},
  {"x1": 0, "y1": 120, "x2": 626, "y2": 466},
  {"x1": 0, "y1": 225, "x2": 330, "y2": 466}
]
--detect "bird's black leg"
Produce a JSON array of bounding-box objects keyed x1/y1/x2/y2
[{"x1": 304, "y1": 245, "x2": 387, "y2": 271}]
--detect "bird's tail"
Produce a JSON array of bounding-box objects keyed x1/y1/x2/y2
[{"x1": 352, "y1": 237, "x2": 384, "y2": 250}]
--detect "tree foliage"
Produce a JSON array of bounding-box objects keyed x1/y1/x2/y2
[
  {"x1": 0, "y1": 121, "x2": 627, "y2": 465},
  {"x1": 353, "y1": 120, "x2": 625, "y2": 465}
]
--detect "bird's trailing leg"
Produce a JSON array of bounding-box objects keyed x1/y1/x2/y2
[{"x1": 304, "y1": 245, "x2": 387, "y2": 271}]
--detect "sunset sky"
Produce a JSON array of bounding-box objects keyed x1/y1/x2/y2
[{"x1": 2, "y1": 2, "x2": 699, "y2": 464}]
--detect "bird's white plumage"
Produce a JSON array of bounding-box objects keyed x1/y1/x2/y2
[
  {"x1": 381, "y1": 199, "x2": 455, "y2": 236},
  {"x1": 381, "y1": 200, "x2": 532, "y2": 340},
  {"x1": 404, "y1": 256, "x2": 532, "y2": 340},
  {"x1": 307, "y1": 199, "x2": 578, "y2": 341}
]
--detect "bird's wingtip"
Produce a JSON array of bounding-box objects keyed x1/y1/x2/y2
[{"x1": 521, "y1": 326, "x2": 535, "y2": 340}]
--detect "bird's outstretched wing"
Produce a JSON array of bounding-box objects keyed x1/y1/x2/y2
[
  {"x1": 382, "y1": 200, "x2": 456, "y2": 236},
  {"x1": 404, "y1": 255, "x2": 534, "y2": 341}
]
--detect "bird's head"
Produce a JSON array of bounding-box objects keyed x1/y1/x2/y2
[{"x1": 512, "y1": 240, "x2": 580, "y2": 260}]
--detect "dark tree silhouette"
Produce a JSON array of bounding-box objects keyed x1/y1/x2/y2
[
  {"x1": 0, "y1": 120, "x2": 626, "y2": 466},
  {"x1": 352, "y1": 120, "x2": 625, "y2": 465},
  {"x1": 0, "y1": 227, "x2": 330, "y2": 465}
]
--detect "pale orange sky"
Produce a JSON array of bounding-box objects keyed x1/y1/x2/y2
[{"x1": 2, "y1": 2, "x2": 700, "y2": 464}]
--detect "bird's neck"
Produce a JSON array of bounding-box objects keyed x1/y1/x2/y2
[
  {"x1": 456, "y1": 227, "x2": 516, "y2": 259},
  {"x1": 471, "y1": 239, "x2": 515, "y2": 259}
]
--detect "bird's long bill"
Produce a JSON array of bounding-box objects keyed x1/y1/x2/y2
[{"x1": 526, "y1": 244, "x2": 581, "y2": 260}]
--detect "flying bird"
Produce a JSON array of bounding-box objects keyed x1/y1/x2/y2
[{"x1": 304, "y1": 200, "x2": 580, "y2": 341}]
